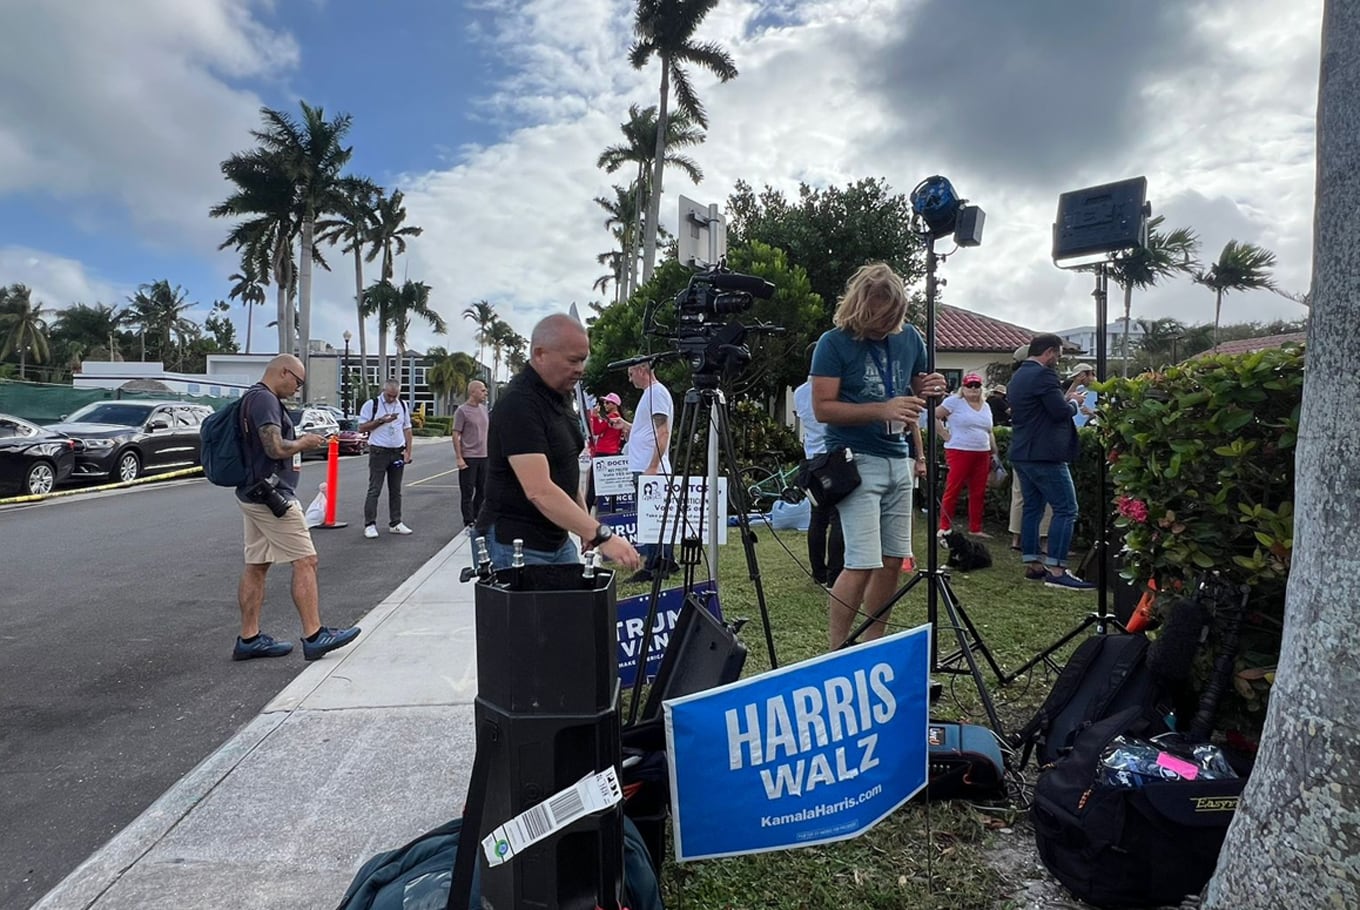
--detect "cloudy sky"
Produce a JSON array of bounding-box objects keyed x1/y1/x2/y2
[{"x1": 0, "y1": 0, "x2": 1323, "y2": 361}]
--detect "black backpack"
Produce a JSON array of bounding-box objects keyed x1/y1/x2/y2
[
  {"x1": 1011, "y1": 632, "x2": 1169, "y2": 770},
  {"x1": 1031, "y1": 706, "x2": 1245, "y2": 908}
]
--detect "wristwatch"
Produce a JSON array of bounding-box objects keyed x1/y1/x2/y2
[{"x1": 589, "y1": 523, "x2": 614, "y2": 548}]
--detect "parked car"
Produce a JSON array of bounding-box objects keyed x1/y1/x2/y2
[
  {"x1": 289, "y1": 407, "x2": 342, "y2": 459},
  {"x1": 46, "y1": 401, "x2": 213, "y2": 482},
  {"x1": 0, "y1": 414, "x2": 78, "y2": 495},
  {"x1": 336, "y1": 417, "x2": 369, "y2": 456}
]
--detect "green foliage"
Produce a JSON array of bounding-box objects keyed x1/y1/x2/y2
[
  {"x1": 726, "y1": 177, "x2": 925, "y2": 323},
  {"x1": 1097, "y1": 346, "x2": 1301, "y2": 593},
  {"x1": 582, "y1": 258, "x2": 696, "y2": 399},
  {"x1": 727, "y1": 397, "x2": 802, "y2": 466},
  {"x1": 723, "y1": 241, "x2": 826, "y2": 400}
]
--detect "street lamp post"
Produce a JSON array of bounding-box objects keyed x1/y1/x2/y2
[{"x1": 342, "y1": 330, "x2": 352, "y2": 418}]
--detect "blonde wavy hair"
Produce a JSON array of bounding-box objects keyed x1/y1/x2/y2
[{"x1": 832, "y1": 262, "x2": 909, "y2": 339}]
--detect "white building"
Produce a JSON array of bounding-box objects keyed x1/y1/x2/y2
[{"x1": 1055, "y1": 318, "x2": 1146, "y2": 362}]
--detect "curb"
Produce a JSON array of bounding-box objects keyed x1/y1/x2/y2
[{"x1": 0, "y1": 466, "x2": 203, "y2": 506}]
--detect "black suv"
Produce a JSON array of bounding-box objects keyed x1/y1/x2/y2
[{"x1": 47, "y1": 401, "x2": 214, "y2": 482}]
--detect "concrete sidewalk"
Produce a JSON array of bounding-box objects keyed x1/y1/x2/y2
[{"x1": 36, "y1": 534, "x2": 479, "y2": 910}]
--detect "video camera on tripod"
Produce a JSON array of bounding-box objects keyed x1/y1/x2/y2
[{"x1": 625, "y1": 266, "x2": 784, "y2": 384}]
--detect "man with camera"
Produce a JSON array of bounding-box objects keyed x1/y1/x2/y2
[
  {"x1": 811, "y1": 263, "x2": 947, "y2": 650},
  {"x1": 359, "y1": 378, "x2": 415, "y2": 538},
  {"x1": 476, "y1": 314, "x2": 642, "y2": 570},
  {"x1": 233, "y1": 354, "x2": 361, "y2": 661}
]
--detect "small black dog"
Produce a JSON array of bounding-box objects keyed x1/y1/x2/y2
[{"x1": 942, "y1": 531, "x2": 993, "y2": 571}]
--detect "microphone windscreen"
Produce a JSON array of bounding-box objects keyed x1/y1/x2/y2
[
  {"x1": 708, "y1": 272, "x2": 776, "y2": 299},
  {"x1": 1146, "y1": 598, "x2": 1210, "y2": 681}
]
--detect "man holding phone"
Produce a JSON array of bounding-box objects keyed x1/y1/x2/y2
[{"x1": 358, "y1": 379, "x2": 415, "y2": 538}]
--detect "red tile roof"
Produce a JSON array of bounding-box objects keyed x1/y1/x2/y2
[
  {"x1": 1204, "y1": 332, "x2": 1307, "y2": 356},
  {"x1": 934, "y1": 305, "x2": 1044, "y2": 353}
]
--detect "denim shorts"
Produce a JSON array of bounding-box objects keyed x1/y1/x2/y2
[{"x1": 835, "y1": 452, "x2": 914, "y2": 569}]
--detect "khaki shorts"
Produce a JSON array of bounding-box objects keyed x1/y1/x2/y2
[{"x1": 240, "y1": 501, "x2": 317, "y2": 565}]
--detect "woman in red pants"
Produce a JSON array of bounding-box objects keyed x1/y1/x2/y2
[{"x1": 935, "y1": 372, "x2": 998, "y2": 537}]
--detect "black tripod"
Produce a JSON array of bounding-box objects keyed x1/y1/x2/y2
[
  {"x1": 624, "y1": 367, "x2": 779, "y2": 725},
  {"x1": 836, "y1": 234, "x2": 1006, "y2": 738},
  {"x1": 1002, "y1": 260, "x2": 1126, "y2": 684}
]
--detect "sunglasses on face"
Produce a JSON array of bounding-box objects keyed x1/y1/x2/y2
[{"x1": 963, "y1": 381, "x2": 982, "y2": 388}]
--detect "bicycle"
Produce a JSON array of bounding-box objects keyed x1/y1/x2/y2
[{"x1": 736, "y1": 453, "x2": 805, "y2": 512}]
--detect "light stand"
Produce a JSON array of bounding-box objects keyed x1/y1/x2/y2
[
  {"x1": 838, "y1": 231, "x2": 1006, "y2": 739},
  {"x1": 1002, "y1": 177, "x2": 1149, "y2": 683},
  {"x1": 341, "y1": 330, "x2": 352, "y2": 419}
]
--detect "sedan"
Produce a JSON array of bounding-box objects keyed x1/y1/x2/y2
[
  {"x1": 0, "y1": 414, "x2": 78, "y2": 496},
  {"x1": 46, "y1": 401, "x2": 213, "y2": 482},
  {"x1": 335, "y1": 417, "x2": 369, "y2": 456},
  {"x1": 289, "y1": 407, "x2": 341, "y2": 460}
]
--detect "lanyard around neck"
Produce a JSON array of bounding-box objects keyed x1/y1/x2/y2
[{"x1": 866, "y1": 339, "x2": 894, "y2": 398}]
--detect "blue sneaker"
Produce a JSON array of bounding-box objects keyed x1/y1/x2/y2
[
  {"x1": 1044, "y1": 570, "x2": 1096, "y2": 591},
  {"x1": 302, "y1": 625, "x2": 361, "y2": 661},
  {"x1": 233, "y1": 633, "x2": 293, "y2": 661}
]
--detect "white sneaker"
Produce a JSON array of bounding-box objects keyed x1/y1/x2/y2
[
  {"x1": 364, "y1": 524, "x2": 379, "y2": 539},
  {"x1": 389, "y1": 522, "x2": 414, "y2": 535}
]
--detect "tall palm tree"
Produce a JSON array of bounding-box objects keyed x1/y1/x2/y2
[
  {"x1": 50, "y1": 302, "x2": 123, "y2": 363},
  {"x1": 212, "y1": 148, "x2": 298, "y2": 355},
  {"x1": 630, "y1": 0, "x2": 737, "y2": 285},
  {"x1": 249, "y1": 101, "x2": 354, "y2": 381},
  {"x1": 504, "y1": 330, "x2": 528, "y2": 376},
  {"x1": 1194, "y1": 240, "x2": 1277, "y2": 348},
  {"x1": 387, "y1": 280, "x2": 448, "y2": 368},
  {"x1": 0, "y1": 284, "x2": 51, "y2": 379},
  {"x1": 1133, "y1": 317, "x2": 1188, "y2": 369},
  {"x1": 598, "y1": 104, "x2": 706, "y2": 297},
  {"x1": 124, "y1": 281, "x2": 198, "y2": 369},
  {"x1": 461, "y1": 300, "x2": 498, "y2": 377},
  {"x1": 227, "y1": 270, "x2": 268, "y2": 354},
  {"x1": 317, "y1": 175, "x2": 381, "y2": 395},
  {"x1": 367, "y1": 188, "x2": 423, "y2": 286},
  {"x1": 594, "y1": 250, "x2": 623, "y2": 305},
  {"x1": 361, "y1": 280, "x2": 400, "y2": 383},
  {"x1": 1106, "y1": 216, "x2": 1199, "y2": 376},
  {"x1": 426, "y1": 347, "x2": 479, "y2": 414},
  {"x1": 486, "y1": 317, "x2": 519, "y2": 393}
]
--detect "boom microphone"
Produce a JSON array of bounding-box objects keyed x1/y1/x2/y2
[
  {"x1": 707, "y1": 272, "x2": 775, "y2": 299},
  {"x1": 1145, "y1": 597, "x2": 1210, "y2": 682}
]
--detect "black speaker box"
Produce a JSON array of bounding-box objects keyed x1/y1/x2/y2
[
  {"x1": 954, "y1": 205, "x2": 985, "y2": 247},
  {"x1": 640, "y1": 594, "x2": 747, "y2": 721}
]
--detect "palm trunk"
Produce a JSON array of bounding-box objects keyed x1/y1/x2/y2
[
  {"x1": 1213, "y1": 288, "x2": 1223, "y2": 349},
  {"x1": 244, "y1": 299, "x2": 254, "y2": 355},
  {"x1": 1121, "y1": 283, "x2": 1133, "y2": 377},
  {"x1": 273, "y1": 238, "x2": 290, "y2": 355},
  {"x1": 18, "y1": 348, "x2": 25, "y2": 380},
  {"x1": 299, "y1": 212, "x2": 315, "y2": 385},
  {"x1": 353, "y1": 247, "x2": 367, "y2": 400},
  {"x1": 641, "y1": 60, "x2": 671, "y2": 286},
  {"x1": 629, "y1": 164, "x2": 646, "y2": 298}
]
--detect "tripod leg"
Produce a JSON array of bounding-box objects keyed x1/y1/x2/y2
[
  {"x1": 713, "y1": 391, "x2": 779, "y2": 669},
  {"x1": 934, "y1": 577, "x2": 1007, "y2": 738},
  {"x1": 935, "y1": 574, "x2": 1007, "y2": 684},
  {"x1": 837, "y1": 570, "x2": 924, "y2": 649}
]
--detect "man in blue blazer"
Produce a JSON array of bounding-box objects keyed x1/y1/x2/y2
[{"x1": 1008, "y1": 334, "x2": 1096, "y2": 590}]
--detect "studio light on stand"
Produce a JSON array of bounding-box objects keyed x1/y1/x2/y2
[
  {"x1": 1003, "y1": 176, "x2": 1150, "y2": 683},
  {"x1": 838, "y1": 175, "x2": 1006, "y2": 741}
]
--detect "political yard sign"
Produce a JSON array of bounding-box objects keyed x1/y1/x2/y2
[
  {"x1": 636, "y1": 475, "x2": 728, "y2": 546},
  {"x1": 591, "y1": 455, "x2": 633, "y2": 496},
  {"x1": 616, "y1": 580, "x2": 721, "y2": 687},
  {"x1": 664, "y1": 624, "x2": 930, "y2": 861}
]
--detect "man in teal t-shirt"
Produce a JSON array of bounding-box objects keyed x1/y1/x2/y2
[{"x1": 810, "y1": 263, "x2": 946, "y2": 650}]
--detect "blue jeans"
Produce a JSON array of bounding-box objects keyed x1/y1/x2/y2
[
  {"x1": 1012, "y1": 461, "x2": 1078, "y2": 568},
  {"x1": 482, "y1": 524, "x2": 580, "y2": 568}
]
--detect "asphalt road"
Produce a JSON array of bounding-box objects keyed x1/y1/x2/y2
[{"x1": 0, "y1": 439, "x2": 463, "y2": 909}]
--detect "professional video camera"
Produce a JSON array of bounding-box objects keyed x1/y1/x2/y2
[{"x1": 629, "y1": 265, "x2": 783, "y2": 386}]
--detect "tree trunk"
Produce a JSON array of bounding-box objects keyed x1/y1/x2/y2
[
  {"x1": 1121, "y1": 283, "x2": 1133, "y2": 378},
  {"x1": 641, "y1": 60, "x2": 671, "y2": 286},
  {"x1": 629, "y1": 163, "x2": 646, "y2": 298},
  {"x1": 378, "y1": 319, "x2": 388, "y2": 387},
  {"x1": 1205, "y1": 3, "x2": 1360, "y2": 903},
  {"x1": 245, "y1": 298, "x2": 254, "y2": 355},
  {"x1": 273, "y1": 238, "x2": 290, "y2": 355},
  {"x1": 354, "y1": 247, "x2": 367, "y2": 400},
  {"x1": 1213, "y1": 288, "x2": 1223, "y2": 350},
  {"x1": 299, "y1": 212, "x2": 315, "y2": 388},
  {"x1": 18, "y1": 348, "x2": 25, "y2": 380}
]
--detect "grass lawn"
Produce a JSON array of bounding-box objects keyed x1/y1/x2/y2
[{"x1": 614, "y1": 512, "x2": 1099, "y2": 910}]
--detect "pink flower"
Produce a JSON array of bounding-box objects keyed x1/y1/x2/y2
[{"x1": 1117, "y1": 496, "x2": 1150, "y2": 523}]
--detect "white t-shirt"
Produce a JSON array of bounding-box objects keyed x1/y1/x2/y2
[
  {"x1": 939, "y1": 395, "x2": 993, "y2": 452},
  {"x1": 793, "y1": 380, "x2": 827, "y2": 458},
  {"x1": 627, "y1": 381, "x2": 673, "y2": 473},
  {"x1": 360, "y1": 396, "x2": 412, "y2": 448}
]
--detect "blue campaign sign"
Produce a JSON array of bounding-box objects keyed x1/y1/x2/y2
[
  {"x1": 600, "y1": 510, "x2": 639, "y2": 543},
  {"x1": 664, "y1": 624, "x2": 931, "y2": 861},
  {"x1": 616, "y1": 581, "x2": 721, "y2": 686}
]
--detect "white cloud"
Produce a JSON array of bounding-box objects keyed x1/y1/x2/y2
[{"x1": 0, "y1": 247, "x2": 127, "y2": 312}]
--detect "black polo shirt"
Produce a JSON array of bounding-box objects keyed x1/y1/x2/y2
[{"x1": 476, "y1": 364, "x2": 586, "y2": 551}]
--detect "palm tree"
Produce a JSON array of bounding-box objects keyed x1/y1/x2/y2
[
  {"x1": 212, "y1": 148, "x2": 298, "y2": 355},
  {"x1": 1106, "y1": 216, "x2": 1199, "y2": 376},
  {"x1": 388, "y1": 280, "x2": 448, "y2": 369},
  {"x1": 361, "y1": 280, "x2": 400, "y2": 383},
  {"x1": 124, "y1": 281, "x2": 198, "y2": 368},
  {"x1": 1133, "y1": 317, "x2": 1187, "y2": 369},
  {"x1": 461, "y1": 300, "x2": 498, "y2": 377},
  {"x1": 50, "y1": 302, "x2": 123, "y2": 363},
  {"x1": 630, "y1": 0, "x2": 737, "y2": 285},
  {"x1": 1194, "y1": 240, "x2": 1277, "y2": 348},
  {"x1": 367, "y1": 188, "x2": 423, "y2": 286},
  {"x1": 426, "y1": 347, "x2": 479, "y2": 414},
  {"x1": 0, "y1": 284, "x2": 51, "y2": 379},
  {"x1": 317, "y1": 175, "x2": 381, "y2": 396},
  {"x1": 227, "y1": 270, "x2": 268, "y2": 354},
  {"x1": 598, "y1": 104, "x2": 706, "y2": 297},
  {"x1": 249, "y1": 101, "x2": 354, "y2": 381},
  {"x1": 486, "y1": 317, "x2": 520, "y2": 394},
  {"x1": 594, "y1": 250, "x2": 623, "y2": 305}
]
